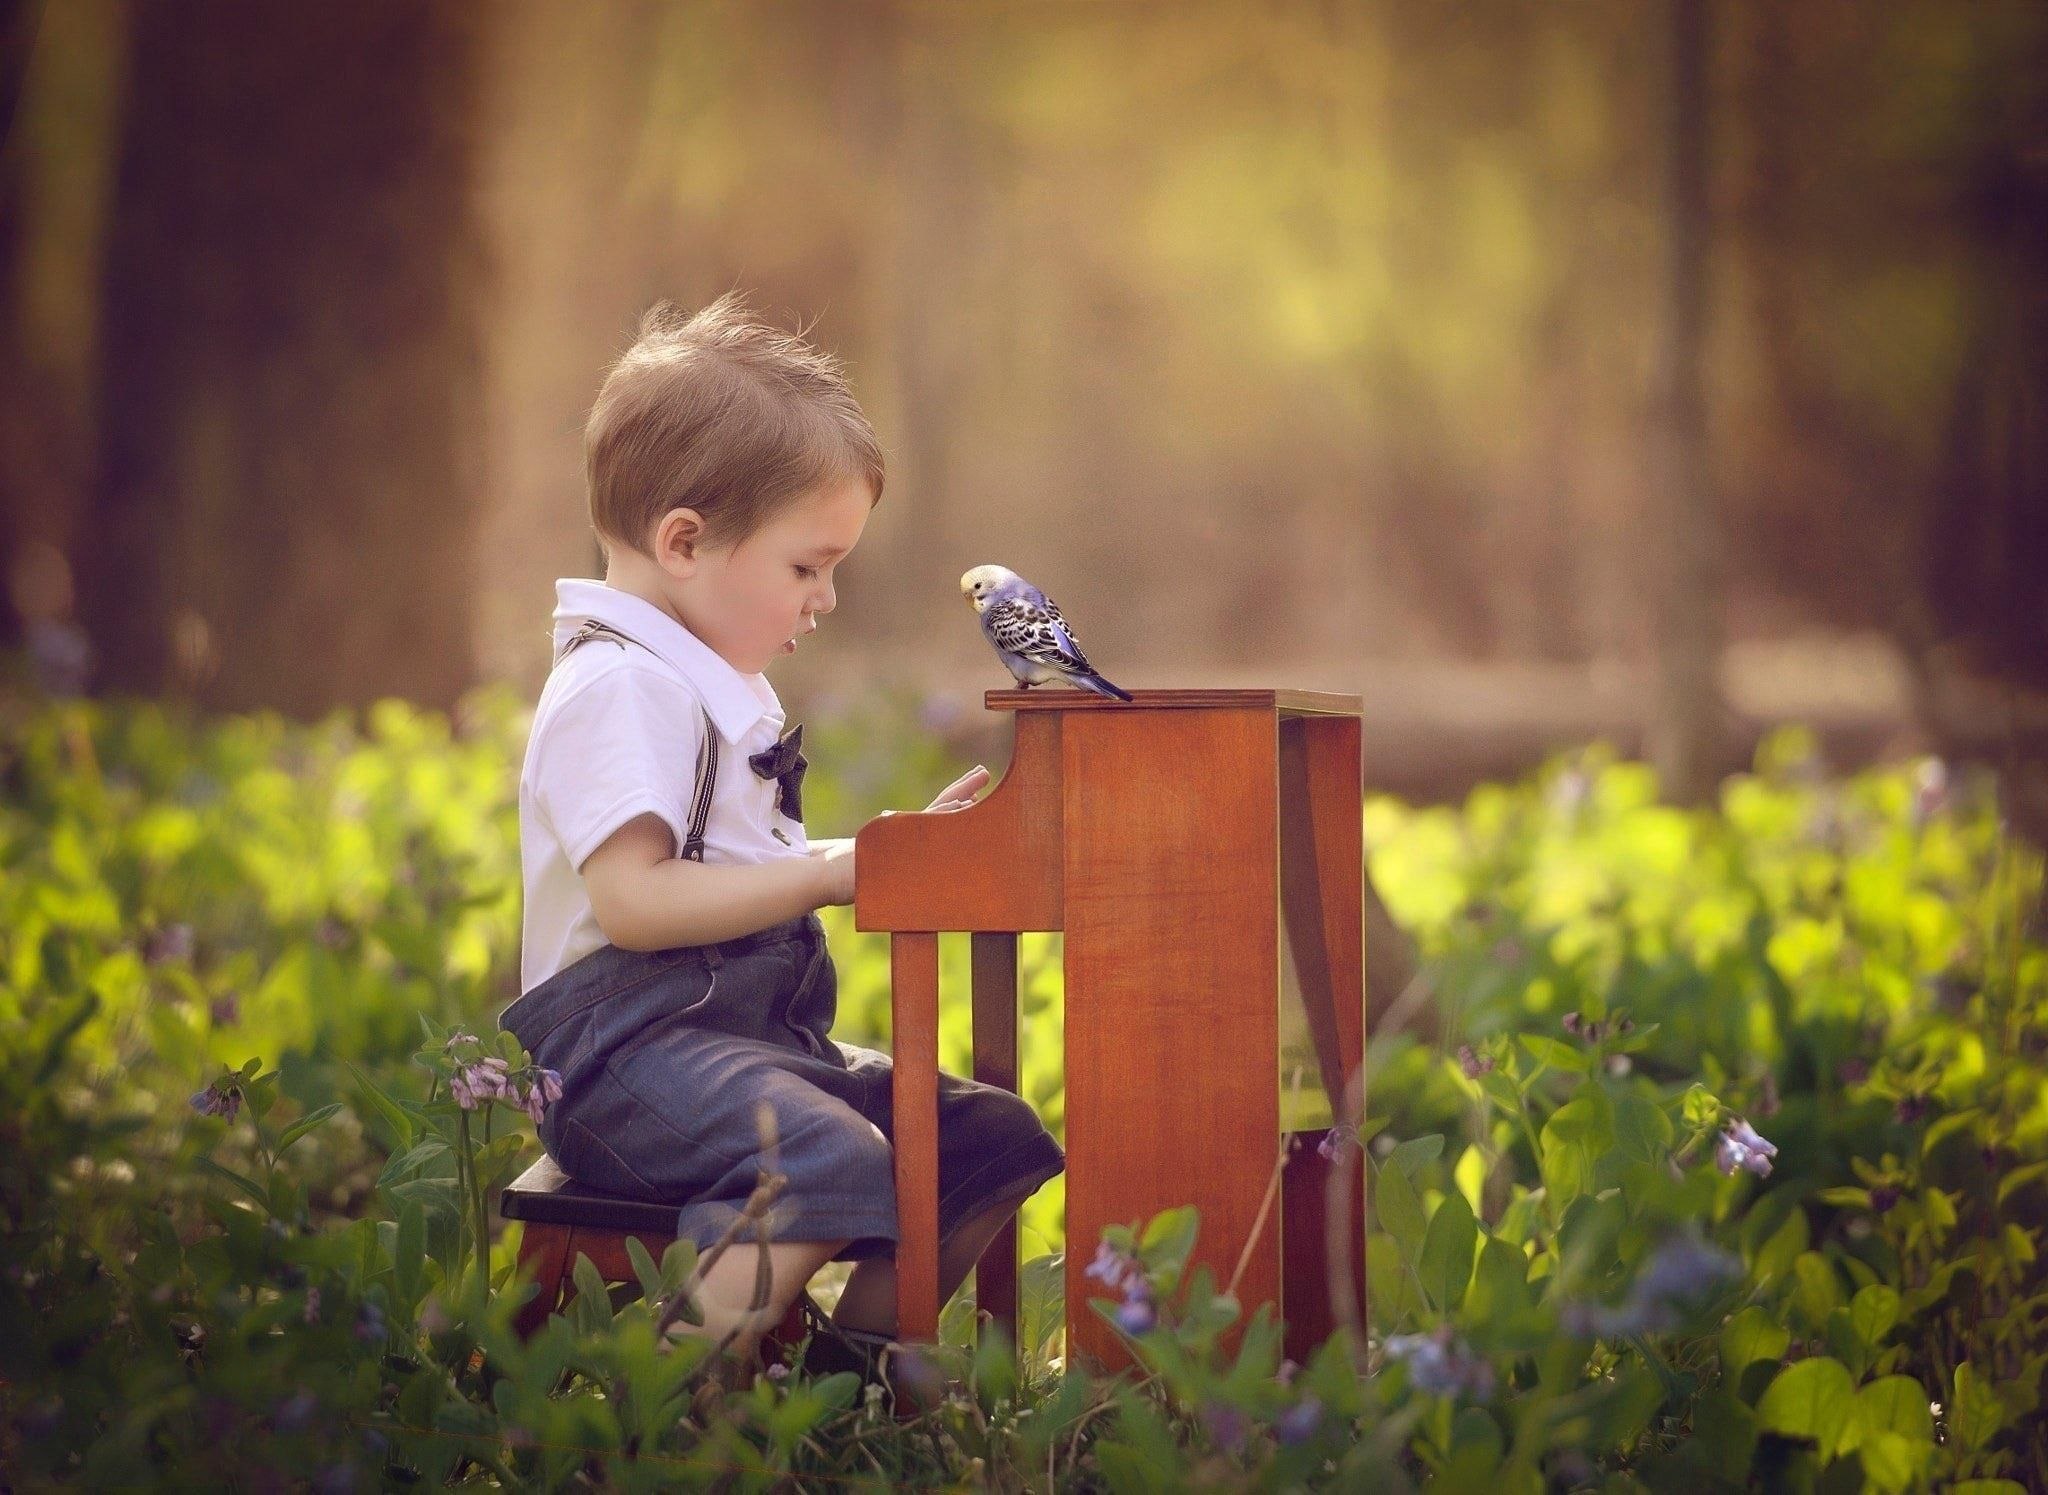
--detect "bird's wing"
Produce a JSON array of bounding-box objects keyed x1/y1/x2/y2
[{"x1": 985, "y1": 596, "x2": 1095, "y2": 675}]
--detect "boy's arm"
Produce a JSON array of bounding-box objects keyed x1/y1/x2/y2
[
  {"x1": 803, "y1": 837, "x2": 854, "y2": 858},
  {"x1": 582, "y1": 814, "x2": 838, "y2": 951}
]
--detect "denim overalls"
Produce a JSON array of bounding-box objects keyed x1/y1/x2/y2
[{"x1": 501, "y1": 621, "x2": 1063, "y2": 1257}]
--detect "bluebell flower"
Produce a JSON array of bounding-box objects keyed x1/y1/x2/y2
[
  {"x1": 1114, "y1": 1294, "x2": 1156, "y2": 1336},
  {"x1": 1384, "y1": 1327, "x2": 1494, "y2": 1399},
  {"x1": 1274, "y1": 1395, "x2": 1324, "y2": 1445},
  {"x1": 1564, "y1": 1230, "x2": 1741, "y2": 1337},
  {"x1": 1084, "y1": 1239, "x2": 1131, "y2": 1292},
  {"x1": 1715, "y1": 1117, "x2": 1778, "y2": 1177}
]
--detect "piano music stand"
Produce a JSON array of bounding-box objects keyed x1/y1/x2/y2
[{"x1": 855, "y1": 688, "x2": 1367, "y2": 1368}]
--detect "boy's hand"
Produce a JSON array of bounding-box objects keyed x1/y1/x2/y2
[
  {"x1": 815, "y1": 839, "x2": 856, "y2": 906},
  {"x1": 921, "y1": 765, "x2": 990, "y2": 814}
]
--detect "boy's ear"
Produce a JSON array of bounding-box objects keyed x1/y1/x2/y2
[{"x1": 653, "y1": 508, "x2": 708, "y2": 574}]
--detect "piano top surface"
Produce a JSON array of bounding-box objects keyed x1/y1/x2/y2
[{"x1": 984, "y1": 687, "x2": 1362, "y2": 717}]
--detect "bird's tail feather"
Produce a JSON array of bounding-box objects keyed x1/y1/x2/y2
[{"x1": 1075, "y1": 673, "x2": 1134, "y2": 702}]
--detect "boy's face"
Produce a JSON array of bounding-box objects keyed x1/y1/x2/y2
[{"x1": 658, "y1": 475, "x2": 872, "y2": 675}]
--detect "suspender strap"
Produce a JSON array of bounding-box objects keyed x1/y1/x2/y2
[
  {"x1": 679, "y1": 709, "x2": 716, "y2": 862},
  {"x1": 555, "y1": 618, "x2": 720, "y2": 862}
]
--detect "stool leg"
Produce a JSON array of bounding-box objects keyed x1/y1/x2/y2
[
  {"x1": 971, "y1": 932, "x2": 1021, "y2": 1350},
  {"x1": 510, "y1": 1222, "x2": 575, "y2": 1339},
  {"x1": 891, "y1": 932, "x2": 941, "y2": 1342}
]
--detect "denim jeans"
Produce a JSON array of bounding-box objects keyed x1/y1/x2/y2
[{"x1": 501, "y1": 913, "x2": 1063, "y2": 1259}]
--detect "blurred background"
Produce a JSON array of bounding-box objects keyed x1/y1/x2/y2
[{"x1": 3, "y1": 0, "x2": 2043, "y2": 822}]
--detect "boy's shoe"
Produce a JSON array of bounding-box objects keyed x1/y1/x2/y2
[{"x1": 794, "y1": 1292, "x2": 892, "y2": 1380}]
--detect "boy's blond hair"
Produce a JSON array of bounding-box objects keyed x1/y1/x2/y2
[{"x1": 585, "y1": 293, "x2": 885, "y2": 558}]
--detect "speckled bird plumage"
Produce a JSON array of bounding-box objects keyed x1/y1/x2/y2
[{"x1": 959, "y1": 565, "x2": 1133, "y2": 701}]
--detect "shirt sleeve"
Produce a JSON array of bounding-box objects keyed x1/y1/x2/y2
[{"x1": 529, "y1": 664, "x2": 707, "y2": 872}]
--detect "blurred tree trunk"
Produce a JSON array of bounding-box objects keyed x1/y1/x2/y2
[
  {"x1": 1645, "y1": 0, "x2": 1726, "y2": 805},
  {"x1": 79, "y1": 0, "x2": 484, "y2": 714}
]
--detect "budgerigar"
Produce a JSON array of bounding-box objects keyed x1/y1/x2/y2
[{"x1": 960, "y1": 565, "x2": 1133, "y2": 701}]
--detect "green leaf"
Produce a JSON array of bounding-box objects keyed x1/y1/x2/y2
[
  {"x1": 625, "y1": 1235, "x2": 662, "y2": 1303},
  {"x1": 1757, "y1": 1357, "x2": 1858, "y2": 1458},
  {"x1": 1919, "y1": 1108, "x2": 1980, "y2": 1157},
  {"x1": 1611, "y1": 1093, "x2": 1674, "y2": 1165},
  {"x1": 1019, "y1": 1251, "x2": 1065, "y2": 1366},
  {"x1": 1720, "y1": 1306, "x2": 1791, "y2": 1379},
  {"x1": 1419, "y1": 1191, "x2": 1478, "y2": 1314},
  {"x1": 345, "y1": 1060, "x2": 415, "y2": 1151},
  {"x1": 195, "y1": 1156, "x2": 270, "y2": 1211},
  {"x1": 1386, "y1": 1134, "x2": 1445, "y2": 1177},
  {"x1": 1467, "y1": 1234, "x2": 1533, "y2": 1321},
  {"x1": 394, "y1": 1199, "x2": 425, "y2": 1305},
  {"x1": 1996, "y1": 1161, "x2": 2048, "y2": 1205},
  {"x1": 1858, "y1": 1431, "x2": 1930, "y2": 1494},
  {"x1": 570, "y1": 1253, "x2": 613, "y2": 1334},
  {"x1": 1848, "y1": 1285, "x2": 1900, "y2": 1354},
  {"x1": 1518, "y1": 1034, "x2": 1590, "y2": 1073},
  {"x1": 276, "y1": 1102, "x2": 344, "y2": 1155},
  {"x1": 1791, "y1": 1252, "x2": 1845, "y2": 1334},
  {"x1": 1949, "y1": 1362, "x2": 2004, "y2": 1451},
  {"x1": 1375, "y1": 1158, "x2": 1427, "y2": 1264},
  {"x1": 1540, "y1": 1088, "x2": 1613, "y2": 1211},
  {"x1": 1856, "y1": 1375, "x2": 1933, "y2": 1443}
]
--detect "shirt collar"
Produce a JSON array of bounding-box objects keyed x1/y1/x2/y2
[{"x1": 551, "y1": 578, "x2": 784, "y2": 745}]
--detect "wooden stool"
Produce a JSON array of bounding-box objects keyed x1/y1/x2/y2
[
  {"x1": 855, "y1": 688, "x2": 1368, "y2": 1369},
  {"x1": 499, "y1": 1156, "x2": 804, "y2": 1344}
]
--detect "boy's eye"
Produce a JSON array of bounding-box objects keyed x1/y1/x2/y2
[{"x1": 794, "y1": 565, "x2": 818, "y2": 580}]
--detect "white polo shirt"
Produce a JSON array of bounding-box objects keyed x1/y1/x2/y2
[{"x1": 518, "y1": 578, "x2": 810, "y2": 993}]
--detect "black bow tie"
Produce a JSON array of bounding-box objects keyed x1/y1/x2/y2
[{"x1": 748, "y1": 723, "x2": 807, "y2": 822}]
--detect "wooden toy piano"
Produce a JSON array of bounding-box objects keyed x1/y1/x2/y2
[{"x1": 854, "y1": 687, "x2": 1368, "y2": 1368}]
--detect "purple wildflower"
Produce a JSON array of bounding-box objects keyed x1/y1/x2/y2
[
  {"x1": 209, "y1": 994, "x2": 241, "y2": 1027},
  {"x1": 1274, "y1": 1395, "x2": 1324, "y2": 1445},
  {"x1": 1457, "y1": 1045, "x2": 1494, "y2": 1079},
  {"x1": 189, "y1": 1084, "x2": 243, "y2": 1124},
  {"x1": 448, "y1": 1073, "x2": 477, "y2": 1111},
  {"x1": 1084, "y1": 1239, "x2": 1131, "y2": 1293},
  {"x1": 1567, "y1": 1232, "x2": 1743, "y2": 1335},
  {"x1": 1202, "y1": 1400, "x2": 1248, "y2": 1454},
  {"x1": 1869, "y1": 1184, "x2": 1901, "y2": 1213},
  {"x1": 1715, "y1": 1118, "x2": 1778, "y2": 1178},
  {"x1": 1560, "y1": 1011, "x2": 1583, "y2": 1037},
  {"x1": 147, "y1": 923, "x2": 196, "y2": 966},
  {"x1": 1838, "y1": 1057, "x2": 1871, "y2": 1085},
  {"x1": 1384, "y1": 1327, "x2": 1494, "y2": 1400},
  {"x1": 1114, "y1": 1293, "x2": 1156, "y2": 1336},
  {"x1": 1895, "y1": 1094, "x2": 1931, "y2": 1125},
  {"x1": 520, "y1": 1067, "x2": 564, "y2": 1124},
  {"x1": 355, "y1": 1301, "x2": 387, "y2": 1345},
  {"x1": 1276, "y1": 1358, "x2": 1300, "y2": 1386},
  {"x1": 273, "y1": 1390, "x2": 319, "y2": 1433}
]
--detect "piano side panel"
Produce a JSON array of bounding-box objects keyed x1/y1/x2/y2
[
  {"x1": 854, "y1": 713, "x2": 1063, "y2": 933},
  {"x1": 1062, "y1": 706, "x2": 1279, "y2": 1370}
]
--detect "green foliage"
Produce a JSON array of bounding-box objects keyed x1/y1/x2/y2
[{"x1": 2, "y1": 688, "x2": 2043, "y2": 1488}]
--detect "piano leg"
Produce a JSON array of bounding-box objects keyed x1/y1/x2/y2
[
  {"x1": 891, "y1": 931, "x2": 942, "y2": 1342},
  {"x1": 971, "y1": 932, "x2": 1021, "y2": 1350}
]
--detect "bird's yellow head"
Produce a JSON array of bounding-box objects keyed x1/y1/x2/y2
[{"x1": 959, "y1": 564, "x2": 1015, "y2": 615}]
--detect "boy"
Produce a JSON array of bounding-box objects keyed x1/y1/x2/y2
[{"x1": 502, "y1": 295, "x2": 1062, "y2": 1354}]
